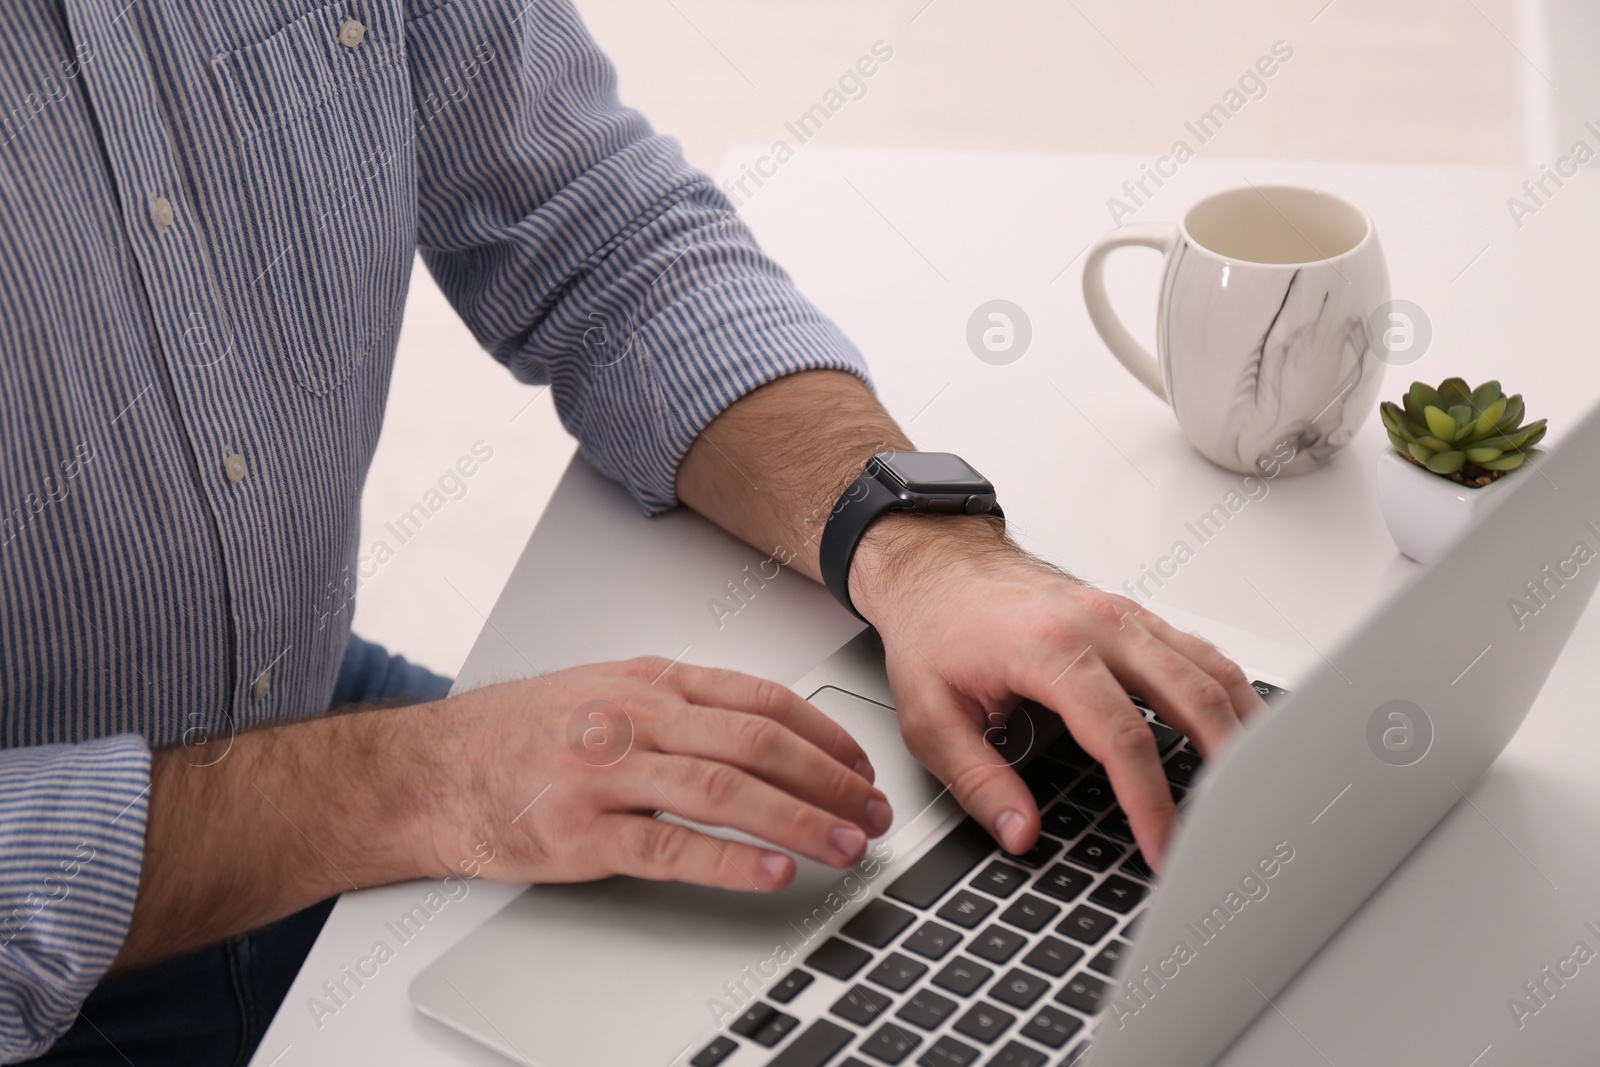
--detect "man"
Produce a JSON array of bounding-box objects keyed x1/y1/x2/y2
[{"x1": 0, "y1": 0, "x2": 1264, "y2": 1062}]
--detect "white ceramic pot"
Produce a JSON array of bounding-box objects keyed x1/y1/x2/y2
[{"x1": 1376, "y1": 448, "x2": 1524, "y2": 564}]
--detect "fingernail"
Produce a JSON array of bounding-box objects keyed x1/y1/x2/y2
[
  {"x1": 865, "y1": 798, "x2": 893, "y2": 835},
  {"x1": 832, "y1": 824, "x2": 867, "y2": 860},
  {"x1": 759, "y1": 853, "x2": 791, "y2": 886},
  {"x1": 854, "y1": 757, "x2": 875, "y2": 783},
  {"x1": 995, "y1": 809, "x2": 1026, "y2": 852}
]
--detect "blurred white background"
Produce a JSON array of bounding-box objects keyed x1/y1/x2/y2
[{"x1": 355, "y1": 0, "x2": 1586, "y2": 676}]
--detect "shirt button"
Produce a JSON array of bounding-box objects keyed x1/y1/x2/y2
[
  {"x1": 252, "y1": 670, "x2": 272, "y2": 699},
  {"x1": 223, "y1": 451, "x2": 248, "y2": 484},
  {"x1": 150, "y1": 196, "x2": 174, "y2": 234},
  {"x1": 338, "y1": 19, "x2": 367, "y2": 48}
]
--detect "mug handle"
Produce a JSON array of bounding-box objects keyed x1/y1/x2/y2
[{"x1": 1081, "y1": 222, "x2": 1179, "y2": 401}]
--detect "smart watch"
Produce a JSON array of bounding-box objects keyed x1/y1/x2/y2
[{"x1": 819, "y1": 451, "x2": 1003, "y2": 620}]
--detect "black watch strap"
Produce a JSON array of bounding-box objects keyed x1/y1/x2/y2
[
  {"x1": 821, "y1": 454, "x2": 1004, "y2": 621},
  {"x1": 819, "y1": 464, "x2": 905, "y2": 621}
]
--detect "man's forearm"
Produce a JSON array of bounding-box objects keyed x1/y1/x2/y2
[
  {"x1": 112, "y1": 705, "x2": 436, "y2": 972},
  {"x1": 675, "y1": 370, "x2": 1010, "y2": 621}
]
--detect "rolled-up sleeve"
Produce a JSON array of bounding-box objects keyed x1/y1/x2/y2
[
  {"x1": 0, "y1": 737, "x2": 149, "y2": 1063},
  {"x1": 405, "y1": 0, "x2": 871, "y2": 514}
]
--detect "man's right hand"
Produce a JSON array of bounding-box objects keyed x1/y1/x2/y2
[
  {"x1": 121, "y1": 656, "x2": 888, "y2": 973},
  {"x1": 410, "y1": 657, "x2": 894, "y2": 892}
]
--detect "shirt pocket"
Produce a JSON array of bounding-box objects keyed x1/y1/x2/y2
[{"x1": 211, "y1": 0, "x2": 417, "y2": 397}]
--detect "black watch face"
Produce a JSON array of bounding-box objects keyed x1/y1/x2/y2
[{"x1": 874, "y1": 451, "x2": 991, "y2": 493}]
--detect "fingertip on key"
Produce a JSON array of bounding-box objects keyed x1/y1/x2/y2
[
  {"x1": 759, "y1": 852, "x2": 794, "y2": 889},
  {"x1": 1142, "y1": 821, "x2": 1170, "y2": 875},
  {"x1": 995, "y1": 808, "x2": 1028, "y2": 853},
  {"x1": 832, "y1": 824, "x2": 867, "y2": 862}
]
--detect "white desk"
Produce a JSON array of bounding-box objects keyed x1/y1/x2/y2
[{"x1": 253, "y1": 147, "x2": 1600, "y2": 1066}]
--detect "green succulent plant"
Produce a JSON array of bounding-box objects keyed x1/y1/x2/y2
[{"x1": 1379, "y1": 378, "x2": 1546, "y2": 487}]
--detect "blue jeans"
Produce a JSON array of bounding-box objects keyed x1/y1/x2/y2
[{"x1": 31, "y1": 636, "x2": 453, "y2": 1066}]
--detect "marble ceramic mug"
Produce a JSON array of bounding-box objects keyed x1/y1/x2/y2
[{"x1": 1082, "y1": 185, "x2": 1389, "y2": 476}]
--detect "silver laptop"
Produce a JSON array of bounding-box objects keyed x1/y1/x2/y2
[{"x1": 411, "y1": 399, "x2": 1600, "y2": 1067}]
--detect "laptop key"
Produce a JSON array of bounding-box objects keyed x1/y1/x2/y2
[
  {"x1": 984, "y1": 1041, "x2": 1048, "y2": 1067},
  {"x1": 1021, "y1": 1006, "x2": 1084, "y2": 1049},
  {"x1": 896, "y1": 987, "x2": 958, "y2": 1029},
  {"x1": 1147, "y1": 719, "x2": 1185, "y2": 754},
  {"x1": 860, "y1": 1023, "x2": 921, "y2": 1065},
  {"x1": 1043, "y1": 731, "x2": 1095, "y2": 768},
  {"x1": 807, "y1": 937, "x2": 873, "y2": 981},
  {"x1": 969, "y1": 924, "x2": 1027, "y2": 964},
  {"x1": 1251, "y1": 679, "x2": 1290, "y2": 702},
  {"x1": 904, "y1": 920, "x2": 963, "y2": 961},
  {"x1": 1093, "y1": 810, "x2": 1134, "y2": 844},
  {"x1": 1065, "y1": 776, "x2": 1115, "y2": 811},
  {"x1": 1088, "y1": 940, "x2": 1130, "y2": 978},
  {"x1": 1164, "y1": 749, "x2": 1202, "y2": 787},
  {"x1": 1020, "y1": 936, "x2": 1084, "y2": 978},
  {"x1": 1055, "y1": 972, "x2": 1109, "y2": 1015},
  {"x1": 766, "y1": 1020, "x2": 855, "y2": 1067},
  {"x1": 1121, "y1": 911, "x2": 1145, "y2": 940},
  {"x1": 1057, "y1": 904, "x2": 1117, "y2": 945},
  {"x1": 868, "y1": 952, "x2": 929, "y2": 993},
  {"x1": 885, "y1": 819, "x2": 996, "y2": 909},
  {"x1": 729, "y1": 1002, "x2": 775, "y2": 1037},
  {"x1": 931, "y1": 956, "x2": 994, "y2": 997},
  {"x1": 754, "y1": 1011, "x2": 801, "y2": 1047},
  {"x1": 689, "y1": 1035, "x2": 737, "y2": 1067},
  {"x1": 832, "y1": 984, "x2": 896, "y2": 1026},
  {"x1": 989, "y1": 968, "x2": 1049, "y2": 1010},
  {"x1": 769, "y1": 968, "x2": 814, "y2": 1004},
  {"x1": 843, "y1": 899, "x2": 919, "y2": 948},
  {"x1": 1002, "y1": 836, "x2": 1062, "y2": 869},
  {"x1": 998, "y1": 894, "x2": 1061, "y2": 934},
  {"x1": 952, "y1": 1001, "x2": 1017, "y2": 1045},
  {"x1": 1120, "y1": 851, "x2": 1154, "y2": 882},
  {"x1": 937, "y1": 889, "x2": 997, "y2": 930},
  {"x1": 1025, "y1": 761, "x2": 1080, "y2": 806},
  {"x1": 970, "y1": 861, "x2": 1030, "y2": 899},
  {"x1": 1040, "y1": 802, "x2": 1091, "y2": 841},
  {"x1": 1088, "y1": 876, "x2": 1149, "y2": 914},
  {"x1": 918, "y1": 1034, "x2": 981, "y2": 1066},
  {"x1": 1064, "y1": 835, "x2": 1120, "y2": 873},
  {"x1": 1034, "y1": 864, "x2": 1092, "y2": 903}
]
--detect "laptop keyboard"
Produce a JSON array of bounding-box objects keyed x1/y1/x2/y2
[{"x1": 689, "y1": 681, "x2": 1288, "y2": 1067}]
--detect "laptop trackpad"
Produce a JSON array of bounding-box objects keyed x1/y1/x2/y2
[{"x1": 410, "y1": 686, "x2": 955, "y2": 1067}]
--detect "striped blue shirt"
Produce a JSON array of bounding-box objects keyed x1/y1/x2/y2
[{"x1": 0, "y1": 0, "x2": 866, "y2": 1056}]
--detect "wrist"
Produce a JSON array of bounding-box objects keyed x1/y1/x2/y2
[
  {"x1": 847, "y1": 511, "x2": 1011, "y2": 629},
  {"x1": 361, "y1": 700, "x2": 463, "y2": 883},
  {"x1": 118, "y1": 706, "x2": 446, "y2": 970},
  {"x1": 280, "y1": 702, "x2": 451, "y2": 890}
]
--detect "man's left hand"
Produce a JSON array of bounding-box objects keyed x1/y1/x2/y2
[{"x1": 849, "y1": 513, "x2": 1267, "y2": 873}]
